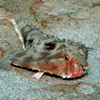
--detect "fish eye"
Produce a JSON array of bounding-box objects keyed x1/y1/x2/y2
[
  {"x1": 65, "y1": 55, "x2": 69, "y2": 61},
  {"x1": 44, "y1": 42, "x2": 56, "y2": 50}
]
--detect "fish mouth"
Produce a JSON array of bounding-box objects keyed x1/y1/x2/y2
[
  {"x1": 62, "y1": 69, "x2": 87, "y2": 80},
  {"x1": 61, "y1": 61, "x2": 88, "y2": 80}
]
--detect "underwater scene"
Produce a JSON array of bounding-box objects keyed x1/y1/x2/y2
[{"x1": 0, "y1": 0, "x2": 100, "y2": 99}]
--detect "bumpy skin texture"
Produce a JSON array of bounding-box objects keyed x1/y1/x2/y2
[
  {"x1": 0, "y1": 6, "x2": 88, "y2": 79},
  {"x1": 11, "y1": 17, "x2": 88, "y2": 79}
]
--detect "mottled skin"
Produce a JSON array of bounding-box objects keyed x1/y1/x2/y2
[{"x1": 0, "y1": 6, "x2": 89, "y2": 79}]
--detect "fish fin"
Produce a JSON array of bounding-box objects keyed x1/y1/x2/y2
[
  {"x1": 31, "y1": 71, "x2": 44, "y2": 80},
  {"x1": 0, "y1": 58, "x2": 11, "y2": 70}
]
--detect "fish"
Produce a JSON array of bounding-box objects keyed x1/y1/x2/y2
[{"x1": 0, "y1": 6, "x2": 89, "y2": 80}]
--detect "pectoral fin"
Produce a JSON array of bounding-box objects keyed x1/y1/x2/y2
[{"x1": 31, "y1": 71, "x2": 44, "y2": 80}]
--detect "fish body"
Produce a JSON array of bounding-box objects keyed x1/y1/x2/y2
[{"x1": 0, "y1": 6, "x2": 88, "y2": 80}]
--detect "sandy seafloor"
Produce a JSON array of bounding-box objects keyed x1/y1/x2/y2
[{"x1": 0, "y1": 0, "x2": 100, "y2": 99}]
